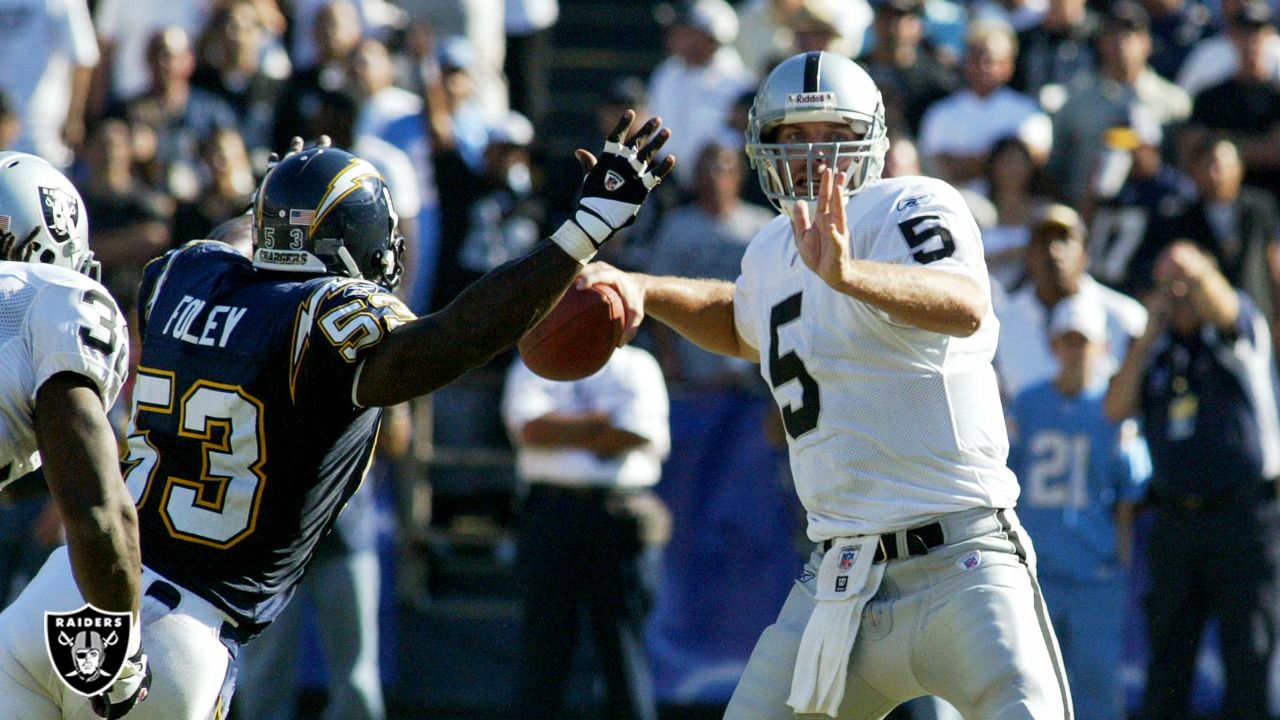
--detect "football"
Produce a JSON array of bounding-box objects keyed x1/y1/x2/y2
[{"x1": 518, "y1": 284, "x2": 626, "y2": 381}]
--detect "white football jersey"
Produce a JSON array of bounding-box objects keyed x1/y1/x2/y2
[
  {"x1": 733, "y1": 176, "x2": 1019, "y2": 540},
  {"x1": 0, "y1": 261, "x2": 128, "y2": 487}
]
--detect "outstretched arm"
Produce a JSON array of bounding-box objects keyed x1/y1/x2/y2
[
  {"x1": 356, "y1": 113, "x2": 676, "y2": 407},
  {"x1": 576, "y1": 264, "x2": 757, "y2": 362},
  {"x1": 36, "y1": 373, "x2": 141, "y2": 616},
  {"x1": 794, "y1": 169, "x2": 986, "y2": 337}
]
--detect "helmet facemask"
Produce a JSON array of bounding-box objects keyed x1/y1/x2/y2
[{"x1": 749, "y1": 119, "x2": 889, "y2": 215}]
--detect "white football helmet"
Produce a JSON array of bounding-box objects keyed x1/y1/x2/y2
[
  {"x1": 0, "y1": 151, "x2": 97, "y2": 279},
  {"x1": 745, "y1": 51, "x2": 889, "y2": 214}
]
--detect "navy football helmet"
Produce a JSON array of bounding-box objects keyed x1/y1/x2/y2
[{"x1": 252, "y1": 147, "x2": 404, "y2": 290}]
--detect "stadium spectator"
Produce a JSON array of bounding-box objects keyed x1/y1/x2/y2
[
  {"x1": 1141, "y1": 0, "x2": 1216, "y2": 80},
  {"x1": 971, "y1": 0, "x2": 1045, "y2": 34},
  {"x1": 502, "y1": 347, "x2": 671, "y2": 720},
  {"x1": 917, "y1": 18, "x2": 1052, "y2": 188},
  {"x1": 995, "y1": 204, "x2": 1148, "y2": 399},
  {"x1": 75, "y1": 118, "x2": 174, "y2": 301},
  {"x1": 980, "y1": 135, "x2": 1053, "y2": 289},
  {"x1": 0, "y1": 0, "x2": 98, "y2": 167},
  {"x1": 1007, "y1": 293, "x2": 1151, "y2": 720},
  {"x1": 117, "y1": 26, "x2": 238, "y2": 201},
  {"x1": 92, "y1": 0, "x2": 209, "y2": 110},
  {"x1": 1010, "y1": 0, "x2": 1102, "y2": 111},
  {"x1": 1105, "y1": 240, "x2": 1280, "y2": 720},
  {"x1": 349, "y1": 38, "x2": 423, "y2": 140},
  {"x1": 504, "y1": 0, "x2": 558, "y2": 133},
  {"x1": 648, "y1": 0, "x2": 755, "y2": 189},
  {"x1": 1182, "y1": 0, "x2": 1280, "y2": 200},
  {"x1": 787, "y1": 0, "x2": 872, "y2": 60},
  {"x1": 1158, "y1": 137, "x2": 1280, "y2": 322},
  {"x1": 858, "y1": 0, "x2": 960, "y2": 139},
  {"x1": 271, "y1": 0, "x2": 363, "y2": 156},
  {"x1": 455, "y1": 111, "x2": 546, "y2": 279},
  {"x1": 1175, "y1": 0, "x2": 1280, "y2": 95},
  {"x1": 191, "y1": 0, "x2": 289, "y2": 170},
  {"x1": 286, "y1": 0, "x2": 403, "y2": 71},
  {"x1": 392, "y1": 0, "x2": 509, "y2": 122},
  {"x1": 1047, "y1": 0, "x2": 1191, "y2": 206},
  {"x1": 432, "y1": 34, "x2": 498, "y2": 173},
  {"x1": 736, "y1": 0, "x2": 809, "y2": 75},
  {"x1": 1083, "y1": 111, "x2": 1197, "y2": 295},
  {"x1": 170, "y1": 127, "x2": 256, "y2": 244}
]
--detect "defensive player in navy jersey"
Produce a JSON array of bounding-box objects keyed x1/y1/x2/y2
[
  {"x1": 0, "y1": 152, "x2": 148, "y2": 720},
  {"x1": 1, "y1": 115, "x2": 673, "y2": 719}
]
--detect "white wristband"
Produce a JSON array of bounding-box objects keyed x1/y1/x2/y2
[{"x1": 550, "y1": 220, "x2": 598, "y2": 263}]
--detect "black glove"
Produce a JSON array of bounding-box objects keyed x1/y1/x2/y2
[
  {"x1": 550, "y1": 111, "x2": 675, "y2": 262},
  {"x1": 90, "y1": 648, "x2": 151, "y2": 719}
]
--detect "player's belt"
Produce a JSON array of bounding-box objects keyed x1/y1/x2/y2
[{"x1": 821, "y1": 521, "x2": 945, "y2": 563}]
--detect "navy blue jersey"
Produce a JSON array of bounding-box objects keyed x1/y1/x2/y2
[{"x1": 123, "y1": 241, "x2": 414, "y2": 635}]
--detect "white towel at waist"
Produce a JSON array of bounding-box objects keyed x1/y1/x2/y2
[{"x1": 788, "y1": 535, "x2": 887, "y2": 717}]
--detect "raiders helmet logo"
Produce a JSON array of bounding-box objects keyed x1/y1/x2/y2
[
  {"x1": 604, "y1": 170, "x2": 626, "y2": 192},
  {"x1": 38, "y1": 186, "x2": 81, "y2": 245},
  {"x1": 45, "y1": 605, "x2": 135, "y2": 697}
]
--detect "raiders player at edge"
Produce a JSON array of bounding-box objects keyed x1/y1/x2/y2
[{"x1": 0, "y1": 152, "x2": 147, "y2": 719}]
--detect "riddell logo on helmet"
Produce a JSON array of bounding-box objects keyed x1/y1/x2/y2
[{"x1": 786, "y1": 92, "x2": 836, "y2": 109}]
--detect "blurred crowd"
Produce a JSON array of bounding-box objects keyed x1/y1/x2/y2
[{"x1": 2, "y1": 0, "x2": 1280, "y2": 717}]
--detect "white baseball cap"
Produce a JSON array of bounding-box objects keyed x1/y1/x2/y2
[
  {"x1": 1049, "y1": 294, "x2": 1107, "y2": 344},
  {"x1": 656, "y1": 0, "x2": 739, "y2": 45}
]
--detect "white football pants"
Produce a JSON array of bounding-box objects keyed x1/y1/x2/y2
[
  {"x1": 725, "y1": 507, "x2": 1073, "y2": 720},
  {"x1": 0, "y1": 546, "x2": 235, "y2": 720}
]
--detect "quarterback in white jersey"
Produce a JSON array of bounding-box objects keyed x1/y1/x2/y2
[
  {"x1": 0, "y1": 153, "x2": 148, "y2": 719},
  {"x1": 581, "y1": 52, "x2": 1071, "y2": 719}
]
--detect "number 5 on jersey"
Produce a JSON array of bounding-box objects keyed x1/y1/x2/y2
[{"x1": 768, "y1": 292, "x2": 820, "y2": 439}]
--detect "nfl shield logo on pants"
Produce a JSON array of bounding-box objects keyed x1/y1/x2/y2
[{"x1": 44, "y1": 605, "x2": 134, "y2": 697}]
